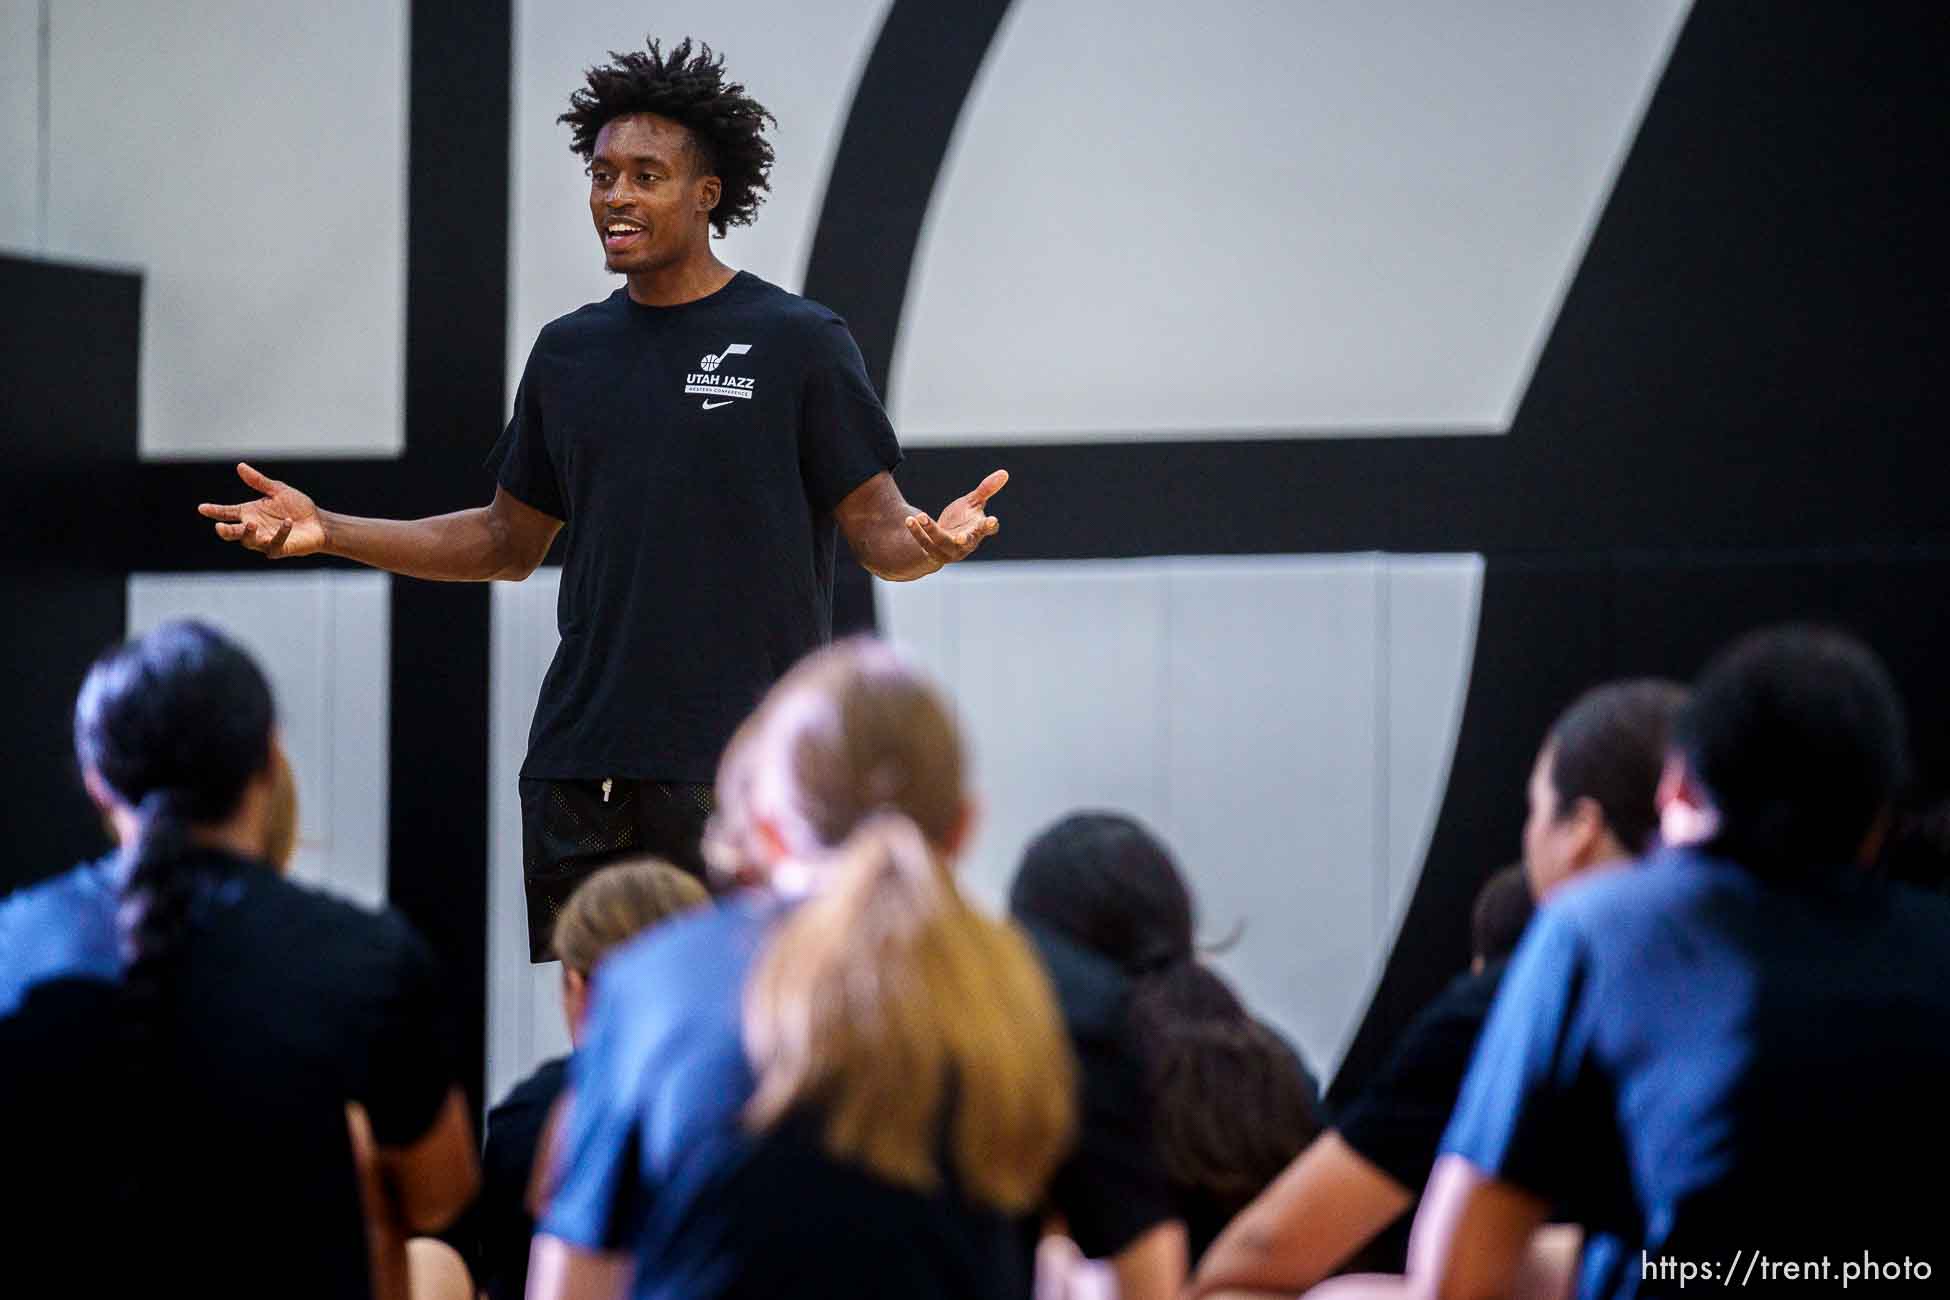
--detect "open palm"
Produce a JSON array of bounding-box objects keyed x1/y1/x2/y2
[
  {"x1": 198, "y1": 463, "x2": 326, "y2": 558},
  {"x1": 904, "y1": 469, "x2": 1008, "y2": 565}
]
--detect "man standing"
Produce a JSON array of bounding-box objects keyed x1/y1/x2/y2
[{"x1": 200, "y1": 39, "x2": 1006, "y2": 959}]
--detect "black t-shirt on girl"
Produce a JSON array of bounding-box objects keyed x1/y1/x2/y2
[
  {"x1": 488, "y1": 273, "x2": 904, "y2": 784},
  {"x1": 0, "y1": 851, "x2": 456, "y2": 1299}
]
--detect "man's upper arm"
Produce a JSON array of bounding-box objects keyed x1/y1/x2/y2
[
  {"x1": 799, "y1": 317, "x2": 902, "y2": 515},
  {"x1": 486, "y1": 346, "x2": 569, "y2": 523},
  {"x1": 487, "y1": 485, "x2": 563, "y2": 578}
]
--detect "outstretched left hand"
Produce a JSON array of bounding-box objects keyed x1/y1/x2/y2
[{"x1": 906, "y1": 469, "x2": 1008, "y2": 567}]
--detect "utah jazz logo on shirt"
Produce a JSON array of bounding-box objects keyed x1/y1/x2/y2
[{"x1": 685, "y1": 344, "x2": 755, "y2": 411}]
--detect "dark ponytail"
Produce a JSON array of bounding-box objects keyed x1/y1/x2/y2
[
  {"x1": 74, "y1": 622, "x2": 276, "y2": 1049},
  {"x1": 1011, "y1": 812, "x2": 1321, "y2": 1231},
  {"x1": 1129, "y1": 960, "x2": 1320, "y2": 1206}
]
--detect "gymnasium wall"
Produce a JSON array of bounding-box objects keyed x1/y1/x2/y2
[{"x1": 6, "y1": 1, "x2": 1949, "y2": 1117}]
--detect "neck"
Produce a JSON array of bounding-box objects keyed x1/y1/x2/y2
[
  {"x1": 626, "y1": 246, "x2": 736, "y2": 306},
  {"x1": 187, "y1": 818, "x2": 270, "y2": 865}
]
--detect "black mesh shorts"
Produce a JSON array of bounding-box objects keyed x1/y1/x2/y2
[{"x1": 518, "y1": 777, "x2": 715, "y2": 962}]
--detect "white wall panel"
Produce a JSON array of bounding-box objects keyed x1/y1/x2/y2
[
  {"x1": 46, "y1": 0, "x2": 407, "y2": 459},
  {"x1": 0, "y1": 1, "x2": 39, "y2": 249},
  {"x1": 487, "y1": 570, "x2": 572, "y2": 1102},
  {"x1": 1382, "y1": 557, "x2": 1485, "y2": 943},
  {"x1": 126, "y1": 572, "x2": 390, "y2": 907},
  {"x1": 891, "y1": 0, "x2": 1690, "y2": 442},
  {"x1": 880, "y1": 554, "x2": 1482, "y2": 1074},
  {"x1": 510, "y1": 0, "x2": 892, "y2": 397},
  {"x1": 1162, "y1": 558, "x2": 1381, "y2": 1071},
  {"x1": 937, "y1": 564, "x2": 1171, "y2": 911},
  {"x1": 492, "y1": 553, "x2": 1482, "y2": 1089}
]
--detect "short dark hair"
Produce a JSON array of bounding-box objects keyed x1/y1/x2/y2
[
  {"x1": 1009, "y1": 811, "x2": 1193, "y2": 975},
  {"x1": 1548, "y1": 678, "x2": 1691, "y2": 855},
  {"x1": 559, "y1": 37, "x2": 776, "y2": 238},
  {"x1": 1677, "y1": 625, "x2": 1907, "y2": 874},
  {"x1": 1470, "y1": 863, "x2": 1534, "y2": 965}
]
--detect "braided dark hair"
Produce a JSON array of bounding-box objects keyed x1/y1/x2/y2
[
  {"x1": 74, "y1": 621, "x2": 275, "y2": 1045},
  {"x1": 559, "y1": 37, "x2": 776, "y2": 238}
]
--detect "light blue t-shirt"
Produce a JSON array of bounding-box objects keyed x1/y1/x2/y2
[{"x1": 543, "y1": 893, "x2": 1030, "y2": 1300}]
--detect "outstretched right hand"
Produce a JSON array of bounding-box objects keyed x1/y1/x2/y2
[{"x1": 198, "y1": 462, "x2": 327, "y2": 558}]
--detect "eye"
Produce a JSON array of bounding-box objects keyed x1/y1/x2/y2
[{"x1": 637, "y1": 172, "x2": 658, "y2": 184}]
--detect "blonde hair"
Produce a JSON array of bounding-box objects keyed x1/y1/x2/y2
[
  {"x1": 552, "y1": 858, "x2": 710, "y2": 976},
  {"x1": 718, "y1": 640, "x2": 1075, "y2": 1212}
]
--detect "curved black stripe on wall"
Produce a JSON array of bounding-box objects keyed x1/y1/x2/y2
[
  {"x1": 3, "y1": 0, "x2": 512, "y2": 1120},
  {"x1": 802, "y1": 0, "x2": 1017, "y2": 634},
  {"x1": 1327, "y1": 0, "x2": 1950, "y2": 1102},
  {"x1": 13, "y1": 0, "x2": 1947, "y2": 1123},
  {"x1": 808, "y1": 0, "x2": 1950, "y2": 1104},
  {"x1": 801, "y1": 0, "x2": 1017, "y2": 398}
]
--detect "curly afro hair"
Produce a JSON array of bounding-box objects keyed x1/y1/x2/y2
[{"x1": 560, "y1": 38, "x2": 776, "y2": 238}]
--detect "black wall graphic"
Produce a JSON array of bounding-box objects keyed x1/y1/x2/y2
[
  {"x1": 799, "y1": 0, "x2": 1950, "y2": 1101},
  {"x1": 6, "y1": 0, "x2": 1947, "y2": 1117},
  {"x1": 2, "y1": 0, "x2": 512, "y2": 1118}
]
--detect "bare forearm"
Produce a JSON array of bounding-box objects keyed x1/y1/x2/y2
[
  {"x1": 320, "y1": 506, "x2": 526, "y2": 581},
  {"x1": 851, "y1": 509, "x2": 943, "y2": 582},
  {"x1": 1190, "y1": 1135, "x2": 1413, "y2": 1298}
]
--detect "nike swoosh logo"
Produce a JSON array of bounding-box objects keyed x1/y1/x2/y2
[{"x1": 701, "y1": 399, "x2": 734, "y2": 410}]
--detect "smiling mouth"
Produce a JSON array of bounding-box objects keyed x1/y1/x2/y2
[{"x1": 603, "y1": 223, "x2": 646, "y2": 251}]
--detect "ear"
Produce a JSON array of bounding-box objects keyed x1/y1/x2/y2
[
  {"x1": 696, "y1": 174, "x2": 722, "y2": 215},
  {"x1": 939, "y1": 797, "x2": 979, "y2": 864},
  {"x1": 562, "y1": 967, "x2": 591, "y2": 1041},
  {"x1": 1657, "y1": 752, "x2": 1719, "y2": 847},
  {"x1": 81, "y1": 766, "x2": 116, "y2": 816},
  {"x1": 1565, "y1": 795, "x2": 1612, "y2": 867},
  {"x1": 1855, "y1": 805, "x2": 1894, "y2": 868},
  {"x1": 753, "y1": 815, "x2": 793, "y2": 867},
  {"x1": 261, "y1": 734, "x2": 300, "y2": 871},
  {"x1": 1654, "y1": 752, "x2": 1687, "y2": 814}
]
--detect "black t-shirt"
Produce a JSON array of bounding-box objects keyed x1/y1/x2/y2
[
  {"x1": 1332, "y1": 961, "x2": 1508, "y2": 1272},
  {"x1": 0, "y1": 853, "x2": 456, "y2": 1299},
  {"x1": 1022, "y1": 925, "x2": 1180, "y2": 1263},
  {"x1": 489, "y1": 273, "x2": 904, "y2": 783},
  {"x1": 478, "y1": 1054, "x2": 570, "y2": 1300},
  {"x1": 1169, "y1": 1018, "x2": 1322, "y2": 1266}
]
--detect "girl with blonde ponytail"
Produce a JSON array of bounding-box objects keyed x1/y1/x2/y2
[{"x1": 532, "y1": 639, "x2": 1076, "y2": 1300}]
